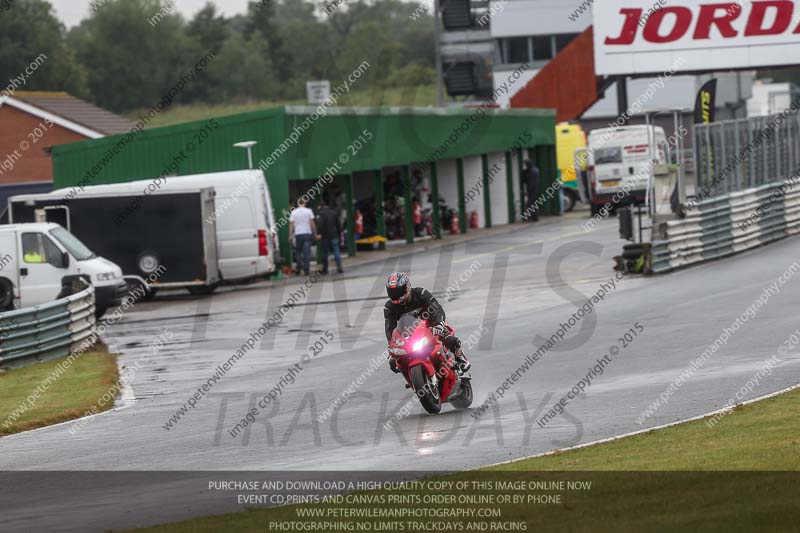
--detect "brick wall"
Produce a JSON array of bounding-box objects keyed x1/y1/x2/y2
[{"x1": 0, "y1": 105, "x2": 89, "y2": 185}]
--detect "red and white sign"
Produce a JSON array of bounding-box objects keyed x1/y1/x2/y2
[{"x1": 594, "y1": 0, "x2": 800, "y2": 75}]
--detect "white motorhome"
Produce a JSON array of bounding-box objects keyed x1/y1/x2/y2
[
  {"x1": 0, "y1": 223, "x2": 125, "y2": 317},
  {"x1": 43, "y1": 170, "x2": 280, "y2": 284},
  {"x1": 587, "y1": 125, "x2": 668, "y2": 215}
]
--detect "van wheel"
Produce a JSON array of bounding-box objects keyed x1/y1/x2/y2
[
  {"x1": 0, "y1": 278, "x2": 14, "y2": 311},
  {"x1": 126, "y1": 279, "x2": 156, "y2": 302},
  {"x1": 562, "y1": 190, "x2": 577, "y2": 213}
]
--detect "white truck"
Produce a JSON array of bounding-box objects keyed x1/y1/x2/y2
[
  {"x1": 587, "y1": 125, "x2": 668, "y2": 215},
  {"x1": 0, "y1": 223, "x2": 126, "y2": 317}
]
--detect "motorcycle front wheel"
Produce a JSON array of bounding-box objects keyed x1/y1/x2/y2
[{"x1": 411, "y1": 365, "x2": 441, "y2": 414}]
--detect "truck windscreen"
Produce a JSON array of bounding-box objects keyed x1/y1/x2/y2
[{"x1": 50, "y1": 227, "x2": 96, "y2": 261}]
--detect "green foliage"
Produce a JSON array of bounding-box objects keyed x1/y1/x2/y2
[
  {"x1": 3, "y1": 0, "x2": 436, "y2": 114},
  {"x1": 205, "y1": 32, "x2": 276, "y2": 102},
  {"x1": 0, "y1": 0, "x2": 88, "y2": 96},
  {"x1": 69, "y1": 0, "x2": 198, "y2": 112}
]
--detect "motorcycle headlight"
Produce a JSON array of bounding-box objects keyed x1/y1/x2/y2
[{"x1": 412, "y1": 338, "x2": 428, "y2": 353}]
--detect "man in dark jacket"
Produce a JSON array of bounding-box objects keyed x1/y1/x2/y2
[
  {"x1": 316, "y1": 200, "x2": 343, "y2": 274},
  {"x1": 384, "y1": 272, "x2": 471, "y2": 373},
  {"x1": 524, "y1": 159, "x2": 540, "y2": 222}
]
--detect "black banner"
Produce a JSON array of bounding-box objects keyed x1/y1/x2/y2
[
  {"x1": 2, "y1": 471, "x2": 799, "y2": 532},
  {"x1": 694, "y1": 79, "x2": 717, "y2": 124}
]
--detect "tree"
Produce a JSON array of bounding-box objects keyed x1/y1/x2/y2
[
  {"x1": 273, "y1": 0, "x2": 332, "y2": 96},
  {"x1": 187, "y1": 3, "x2": 229, "y2": 55},
  {"x1": 184, "y1": 3, "x2": 230, "y2": 102},
  {"x1": 0, "y1": 0, "x2": 87, "y2": 97},
  {"x1": 244, "y1": 0, "x2": 288, "y2": 85},
  {"x1": 69, "y1": 0, "x2": 197, "y2": 112},
  {"x1": 205, "y1": 32, "x2": 277, "y2": 102}
]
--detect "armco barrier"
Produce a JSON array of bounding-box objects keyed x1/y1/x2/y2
[
  {"x1": 0, "y1": 284, "x2": 96, "y2": 369},
  {"x1": 651, "y1": 178, "x2": 800, "y2": 274}
]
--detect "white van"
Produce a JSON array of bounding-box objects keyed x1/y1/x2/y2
[
  {"x1": 0, "y1": 223, "x2": 125, "y2": 317},
  {"x1": 45, "y1": 170, "x2": 280, "y2": 283},
  {"x1": 162, "y1": 170, "x2": 281, "y2": 280},
  {"x1": 587, "y1": 125, "x2": 668, "y2": 215}
]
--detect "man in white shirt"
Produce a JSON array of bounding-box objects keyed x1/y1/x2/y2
[{"x1": 289, "y1": 198, "x2": 318, "y2": 276}]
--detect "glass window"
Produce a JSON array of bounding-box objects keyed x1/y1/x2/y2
[
  {"x1": 43, "y1": 236, "x2": 65, "y2": 267},
  {"x1": 21, "y1": 233, "x2": 46, "y2": 264},
  {"x1": 594, "y1": 147, "x2": 623, "y2": 165},
  {"x1": 555, "y1": 33, "x2": 579, "y2": 53},
  {"x1": 50, "y1": 227, "x2": 94, "y2": 261},
  {"x1": 505, "y1": 37, "x2": 529, "y2": 64},
  {"x1": 532, "y1": 36, "x2": 553, "y2": 61}
]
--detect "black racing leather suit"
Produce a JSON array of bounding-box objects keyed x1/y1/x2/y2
[{"x1": 384, "y1": 287, "x2": 461, "y2": 354}]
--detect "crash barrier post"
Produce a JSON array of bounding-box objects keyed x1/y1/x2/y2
[
  {"x1": 650, "y1": 179, "x2": 800, "y2": 273},
  {"x1": 0, "y1": 281, "x2": 96, "y2": 369}
]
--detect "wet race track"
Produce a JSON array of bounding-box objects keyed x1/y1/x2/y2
[{"x1": 2, "y1": 214, "x2": 800, "y2": 531}]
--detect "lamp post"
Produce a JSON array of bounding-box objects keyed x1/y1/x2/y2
[{"x1": 233, "y1": 141, "x2": 258, "y2": 169}]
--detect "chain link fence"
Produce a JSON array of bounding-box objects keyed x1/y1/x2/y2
[{"x1": 694, "y1": 105, "x2": 800, "y2": 200}]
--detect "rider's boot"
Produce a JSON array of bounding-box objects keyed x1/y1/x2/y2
[{"x1": 454, "y1": 348, "x2": 471, "y2": 373}]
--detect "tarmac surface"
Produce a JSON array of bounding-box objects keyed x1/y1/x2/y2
[{"x1": 2, "y1": 213, "x2": 799, "y2": 531}]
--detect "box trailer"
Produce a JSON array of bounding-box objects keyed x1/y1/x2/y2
[
  {"x1": 114, "y1": 170, "x2": 282, "y2": 278},
  {"x1": 9, "y1": 187, "x2": 219, "y2": 296}
]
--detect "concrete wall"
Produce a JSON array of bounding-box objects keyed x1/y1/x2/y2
[
  {"x1": 488, "y1": 152, "x2": 509, "y2": 226},
  {"x1": 463, "y1": 155, "x2": 484, "y2": 228},
  {"x1": 437, "y1": 159, "x2": 460, "y2": 234}
]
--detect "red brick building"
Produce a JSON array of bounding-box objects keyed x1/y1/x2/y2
[{"x1": 0, "y1": 91, "x2": 134, "y2": 185}]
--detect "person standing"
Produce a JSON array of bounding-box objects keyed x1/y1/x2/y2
[
  {"x1": 316, "y1": 200, "x2": 344, "y2": 274},
  {"x1": 289, "y1": 198, "x2": 317, "y2": 276},
  {"x1": 524, "y1": 159, "x2": 540, "y2": 222}
]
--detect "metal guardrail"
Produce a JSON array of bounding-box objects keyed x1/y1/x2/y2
[
  {"x1": 0, "y1": 283, "x2": 96, "y2": 369},
  {"x1": 651, "y1": 178, "x2": 800, "y2": 274}
]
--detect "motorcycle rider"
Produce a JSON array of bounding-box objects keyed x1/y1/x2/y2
[{"x1": 384, "y1": 272, "x2": 471, "y2": 374}]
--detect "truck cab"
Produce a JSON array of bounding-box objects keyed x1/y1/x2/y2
[{"x1": 0, "y1": 223, "x2": 126, "y2": 317}]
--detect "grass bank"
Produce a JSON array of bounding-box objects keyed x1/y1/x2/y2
[
  {"x1": 0, "y1": 348, "x2": 119, "y2": 436},
  {"x1": 127, "y1": 85, "x2": 438, "y2": 128},
  {"x1": 126, "y1": 387, "x2": 800, "y2": 532}
]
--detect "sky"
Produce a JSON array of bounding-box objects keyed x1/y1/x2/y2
[{"x1": 48, "y1": 0, "x2": 435, "y2": 27}]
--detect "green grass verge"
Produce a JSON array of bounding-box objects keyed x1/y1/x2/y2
[
  {"x1": 128, "y1": 85, "x2": 438, "y2": 128},
  {"x1": 494, "y1": 385, "x2": 800, "y2": 471},
  {"x1": 125, "y1": 387, "x2": 800, "y2": 533},
  {"x1": 0, "y1": 349, "x2": 119, "y2": 436}
]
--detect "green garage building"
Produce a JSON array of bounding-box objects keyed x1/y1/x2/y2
[{"x1": 51, "y1": 106, "x2": 557, "y2": 259}]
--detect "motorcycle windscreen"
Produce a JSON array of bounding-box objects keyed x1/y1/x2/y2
[{"x1": 395, "y1": 314, "x2": 422, "y2": 340}]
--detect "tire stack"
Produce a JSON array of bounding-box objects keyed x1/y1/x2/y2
[{"x1": 615, "y1": 243, "x2": 651, "y2": 274}]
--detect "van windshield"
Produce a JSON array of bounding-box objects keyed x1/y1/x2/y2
[
  {"x1": 594, "y1": 147, "x2": 622, "y2": 165},
  {"x1": 50, "y1": 227, "x2": 96, "y2": 261}
]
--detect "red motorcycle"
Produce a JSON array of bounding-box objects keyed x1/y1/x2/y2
[{"x1": 388, "y1": 315, "x2": 473, "y2": 414}]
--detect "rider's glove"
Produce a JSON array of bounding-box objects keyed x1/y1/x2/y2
[{"x1": 431, "y1": 322, "x2": 447, "y2": 337}]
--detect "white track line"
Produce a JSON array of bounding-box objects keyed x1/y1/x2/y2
[{"x1": 480, "y1": 382, "x2": 800, "y2": 469}]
